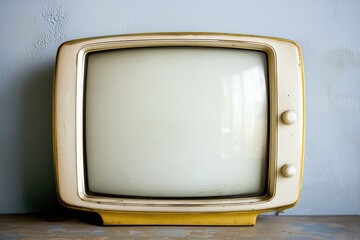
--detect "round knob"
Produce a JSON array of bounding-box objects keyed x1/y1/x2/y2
[
  {"x1": 281, "y1": 111, "x2": 297, "y2": 125},
  {"x1": 281, "y1": 164, "x2": 296, "y2": 178}
]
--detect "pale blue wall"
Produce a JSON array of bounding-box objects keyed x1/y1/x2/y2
[{"x1": 0, "y1": 0, "x2": 359, "y2": 215}]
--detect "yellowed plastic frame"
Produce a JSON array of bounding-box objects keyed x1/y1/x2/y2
[{"x1": 53, "y1": 33, "x2": 305, "y2": 225}]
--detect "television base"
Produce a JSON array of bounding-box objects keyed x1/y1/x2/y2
[{"x1": 97, "y1": 211, "x2": 259, "y2": 226}]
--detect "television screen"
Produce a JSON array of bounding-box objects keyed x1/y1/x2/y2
[
  {"x1": 53, "y1": 33, "x2": 304, "y2": 225},
  {"x1": 85, "y1": 47, "x2": 268, "y2": 198}
]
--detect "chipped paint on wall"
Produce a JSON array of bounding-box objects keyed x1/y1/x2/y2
[{"x1": 28, "y1": 0, "x2": 68, "y2": 60}]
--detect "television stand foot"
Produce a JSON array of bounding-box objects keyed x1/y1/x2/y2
[{"x1": 97, "y1": 211, "x2": 259, "y2": 226}]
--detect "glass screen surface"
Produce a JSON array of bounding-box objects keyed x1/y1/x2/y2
[{"x1": 85, "y1": 47, "x2": 268, "y2": 198}]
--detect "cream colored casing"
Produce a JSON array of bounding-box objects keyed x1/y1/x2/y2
[{"x1": 53, "y1": 33, "x2": 305, "y2": 225}]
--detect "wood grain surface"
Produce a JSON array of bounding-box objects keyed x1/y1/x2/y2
[{"x1": 0, "y1": 214, "x2": 359, "y2": 239}]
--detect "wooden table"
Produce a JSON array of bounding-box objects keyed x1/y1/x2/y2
[{"x1": 0, "y1": 214, "x2": 359, "y2": 239}]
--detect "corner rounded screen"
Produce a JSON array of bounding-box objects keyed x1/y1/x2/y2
[{"x1": 85, "y1": 47, "x2": 268, "y2": 198}]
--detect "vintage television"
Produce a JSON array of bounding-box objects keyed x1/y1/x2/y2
[{"x1": 53, "y1": 33, "x2": 305, "y2": 225}]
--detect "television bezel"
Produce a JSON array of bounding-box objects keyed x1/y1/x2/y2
[{"x1": 53, "y1": 33, "x2": 305, "y2": 225}]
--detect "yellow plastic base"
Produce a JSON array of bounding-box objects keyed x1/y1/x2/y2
[{"x1": 97, "y1": 211, "x2": 259, "y2": 225}]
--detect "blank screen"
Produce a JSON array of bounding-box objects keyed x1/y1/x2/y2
[{"x1": 85, "y1": 47, "x2": 268, "y2": 198}]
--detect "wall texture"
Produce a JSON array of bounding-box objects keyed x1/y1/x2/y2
[{"x1": 0, "y1": 0, "x2": 359, "y2": 215}]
